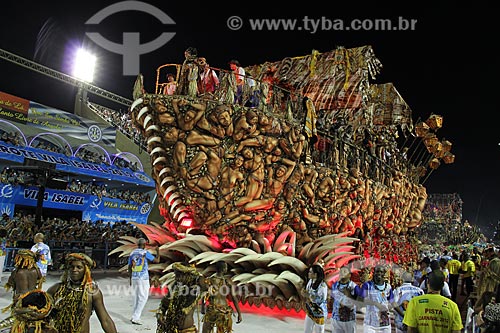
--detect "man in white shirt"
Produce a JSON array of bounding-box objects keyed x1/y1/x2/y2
[
  {"x1": 128, "y1": 238, "x2": 160, "y2": 325},
  {"x1": 30, "y1": 232, "x2": 52, "y2": 278}
]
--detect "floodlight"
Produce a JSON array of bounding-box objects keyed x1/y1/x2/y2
[{"x1": 73, "y1": 48, "x2": 96, "y2": 83}]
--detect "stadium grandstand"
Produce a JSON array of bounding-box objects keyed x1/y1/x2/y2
[{"x1": 0, "y1": 90, "x2": 155, "y2": 269}]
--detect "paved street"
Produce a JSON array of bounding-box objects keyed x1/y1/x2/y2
[
  {"x1": 1, "y1": 270, "x2": 470, "y2": 332},
  {"x1": 0, "y1": 270, "x2": 365, "y2": 332}
]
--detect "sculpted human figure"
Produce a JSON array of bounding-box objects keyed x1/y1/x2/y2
[
  {"x1": 283, "y1": 163, "x2": 305, "y2": 203},
  {"x1": 233, "y1": 110, "x2": 259, "y2": 141},
  {"x1": 279, "y1": 125, "x2": 306, "y2": 160},
  {"x1": 198, "y1": 104, "x2": 234, "y2": 138},
  {"x1": 302, "y1": 165, "x2": 318, "y2": 205},
  {"x1": 171, "y1": 98, "x2": 206, "y2": 131},
  {"x1": 169, "y1": 99, "x2": 222, "y2": 145},
  {"x1": 235, "y1": 148, "x2": 265, "y2": 207},
  {"x1": 158, "y1": 108, "x2": 176, "y2": 126},
  {"x1": 317, "y1": 168, "x2": 335, "y2": 203},
  {"x1": 258, "y1": 113, "x2": 282, "y2": 136},
  {"x1": 186, "y1": 146, "x2": 223, "y2": 199},
  {"x1": 242, "y1": 157, "x2": 296, "y2": 212},
  {"x1": 218, "y1": 154, "x2": 245, "y2": 213},
  {"x1": 236, "y1": 135, "x2": 279, "y2": 156},
  {"x1": 192, "y1": 197, "x2": 222, "y2": 233},
  {"x1": 253, "y1": 199, "x2": 288, "y2": 244}
]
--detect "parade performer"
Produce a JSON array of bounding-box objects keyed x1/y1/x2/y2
[
  {"x1": 201, "y1": 261, "x2": 242, "y2": 333},
  {"x1": 3, "y1": 249, "x2": 43, "y2": 309},
  {"x1": 30, "y1": 233, "x2": 52, "y2": 279},
  {"x1": 156, "y1": 262, "x2": 205, "y2": 333},
  {"x1": 46, "y1": 253, "x2": 117, "y2": 333},
  {"x1": 302, "y1": 263, "x2": 328, "y2": 333}
]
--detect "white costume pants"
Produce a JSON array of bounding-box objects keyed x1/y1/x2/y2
[
  {"x1": 131, "y1": 278, "x2": 150, "y2": 321},
  {"x1": 304, "y1": 315, "x2": 325, "y2": 333},
  {"x1": 332, "y1": 319, "x2": 356, "y2": 333}
]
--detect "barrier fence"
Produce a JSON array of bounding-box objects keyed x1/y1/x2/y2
[{"x1": 1, "y1": 240, "x2": 126, "y2": 272}]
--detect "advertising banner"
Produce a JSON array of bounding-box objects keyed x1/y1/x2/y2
[
  {"x1": 0, "y1": 184, "x2": 150, "y2": 224},
  {"x1": 0, "y1": 91, "x2": 30, "y2": 123}
]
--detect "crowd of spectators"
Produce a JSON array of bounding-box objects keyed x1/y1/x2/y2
[
  {"x1": 0, "y1": 212, "x2": 144, "y2": 269},
  {"x1": 66, "y1": 178, "x2": 151, "y2": 204},
  {"x1": 1, "y1": 168, "x2": 152, "y2": 206},
  {"x1": 75, "y1": 146, "x2": 110, "y2": 165},
  {"x1": 1, "y1": 130, "x2": 25, "y2": 146},
  {"x1": 89, "y1": 103, "x2": 146, "y2": 150},
  {"x1": 32, "y1": 139, "x2": 71, "y2": 156},
  {"x1": 417, "y1": 219, "x2": 484, "y2": 246},
  {"x1": 1, "y1": 125, "x2": 142, "y2": 174},
  {"x1": 1, "y1": 212, "x2": 142, "y2": 247},
  {"x1": 0, "y1": 167, "x2": 33, "y2": 186},
  {"x1": 422, "y1": 193, "x2": 463, "y2": 222}
]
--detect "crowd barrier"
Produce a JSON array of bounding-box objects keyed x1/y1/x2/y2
[{"x1": 1, "y1": 240, "x2": 126, "y2": 272}]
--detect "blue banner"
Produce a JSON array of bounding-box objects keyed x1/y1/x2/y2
[
  {"x1": 0, "y1": 142, "x2": 154, "y2": 188},
  {"x1": 0, "y1": 184, "x2": 150, "y2": 224}
]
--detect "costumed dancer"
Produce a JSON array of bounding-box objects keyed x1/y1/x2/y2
[
  {"x1": 302, "y1": 263, "x2": 328, "y2": 333},
  {"x1": 156, "y1": 262, "x2": 205, "y2": 333},
  {"x1": 46, "y1": 253, "x2": 117, "y2": 333},
  {"x1": 3, "y1": 249, "x2": 43, "y2": 312},
  {"x1": 201, "y1": 261, "x2": 242, "y2": 333}
]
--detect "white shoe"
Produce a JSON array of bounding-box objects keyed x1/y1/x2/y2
[{"x1": 131, "y1": 319, "x2": 143, "y2": 325}]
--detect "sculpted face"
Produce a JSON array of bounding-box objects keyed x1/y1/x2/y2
[
  {"x1": 276, "y1": 165, "x2": 287, "y2": 177},
  {"x1": 185, "y1": 110, "x2": 196, "y2": 122},
  {"x1": 234, "y1": 155, "x2": 244, "y2": 167},
  {"x1": 164, "y1": 127, "x2": 179, "y2": 142},
  {"x1": 217, "y1": 110, "x2": 232, "y2": 127},
  {"x1": 242, "y1": 148, "x2": 253, "y2": 159}
]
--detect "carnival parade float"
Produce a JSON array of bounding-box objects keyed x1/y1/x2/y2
[{"x1": 111, "y1": 45, "x2": 455, "y2": 310}]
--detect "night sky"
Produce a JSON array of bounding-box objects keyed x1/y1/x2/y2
[{"x1": 0, "y1": 1, "x2": 497, "y2": 236}]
